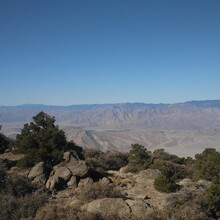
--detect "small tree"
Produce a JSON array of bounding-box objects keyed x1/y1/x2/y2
[
  {"x1": 128, "y1": 144, "x2": 151, "y2": 172},
  {"x1": 14, "y1": 111, "x2": 69, "y2": 167},
  {"x1": 194, "y1": 148, "x2": 220, "y2": 181}
]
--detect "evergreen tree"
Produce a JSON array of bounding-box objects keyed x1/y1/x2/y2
[{"x1": 15, "y1": 111, "x2": 68, "y2": 167}]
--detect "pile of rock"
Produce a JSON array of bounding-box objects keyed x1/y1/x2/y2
[
  {"x1": 27, "y1": 152, "x2": 166, "y2": 219},
  {"x1": 27, "y1": 151, "x2": 89, "y2": 191}
]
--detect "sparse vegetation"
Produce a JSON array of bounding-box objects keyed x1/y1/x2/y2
[
  {"x1": 0, "y1": 167, "x2": 48, "y2": 220},
  {"x1": 75, "y1": 181, "x2": 124, "y2": 202},
  {"x1": 147, "y1": 187, "x2": 210, "y2": 220},
  {"x1": 35, "y1": 205, "x2": 118, "y2": 220},
  {"x1": 2, "y1": 111, "x2": 220, "y2": 219}
]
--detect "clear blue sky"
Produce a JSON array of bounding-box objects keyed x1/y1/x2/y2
[{"x1": 0, "y1": 0, "x2": 220, "y2": 105}]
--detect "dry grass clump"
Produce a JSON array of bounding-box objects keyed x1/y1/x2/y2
[
  {"x1": 146, "y1": 187, "x2": 211, "y2": 220},
  {"x1": 35, "y1": 205, "x2": 103, "y2": 220},
  {"x1": 0, "y1": 167, "x2": 48, "y2": 220},
  {"x1": 74, "y1": 181, "x2": 124, "y2": 202},
  {"x1": 0, "y1": 192, "x2": 48, "y2": 220},
  {"x1": 35, "y1": 205, "x2": 124, "y2": 220}
]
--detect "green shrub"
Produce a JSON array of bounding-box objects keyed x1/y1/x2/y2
[
  {"x1": 194, "y1": 148, "x2": 220, "y2": 181},
  {"x1": 127, "y1": 144, "x2": 151, "y2": 172},
  {"x1": 0, "y1": 133, "x2": 10, "y2": 153},
  {"x1": 204, "y1": 176, "x2": 220, "y2": 219},
  {"x1": 152, "y1": 149, "x2": 185, "y2": 164},
  {"x1": 152, "y1": 159, "x2": 193, "y2": 181},
  {"x1": 85, "y1": 149, "x2": 128, "y2": 172},
  {"x1": 99, "y1": 151, "x2": 128, "y2": 171},
  {"x1": 0, "y1": 168, "x2": 7, "y2": 191},
  {"x1": 154, "y1": 174, "x2": 177, "y2": 193}
]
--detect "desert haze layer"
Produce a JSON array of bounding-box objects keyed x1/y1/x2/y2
[{"x1": 1, "y1": 100, "x2": 220, "y2": 157}]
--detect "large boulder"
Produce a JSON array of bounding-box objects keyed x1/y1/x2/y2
[
  {"x1": 54, "y1": 166, "x2": 72, "y2": 181},
  {"x1": 46, "y1": 166, "x2": 71, "y2": 190},
  {"x1": 28, "y1": 161, "x2": 46, "y2": 182},
  {"x1": 86, "y1": 198, "x2": 131, "y2": 218},
  {"x1": 46, "y1": 175, "x2": 67, "y2": 190},
  {"x1": 66, "y1": 160, "x2": 89, "y2": 177}
]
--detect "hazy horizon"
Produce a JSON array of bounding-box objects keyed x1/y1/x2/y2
[
  {"x1": 1, "y1": 0, "x2": 219, "y2": 105},
  {"x1": 1, "y1": 99, "x2": 220, "y2": 107}
]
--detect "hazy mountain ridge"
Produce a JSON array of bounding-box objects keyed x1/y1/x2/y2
[
  {"x1": 1, "y1": 100, "x2": 220, "y2": 156},
  {"x1": 1, "y1": 100, "x2": 220, "y2": 130}
]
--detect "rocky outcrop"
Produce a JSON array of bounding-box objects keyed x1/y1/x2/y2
[
  {"x1": 46, "y1": 155, "x2": 89, "y2": 190},
  {"x1": 26, "y1": 151, "x2": 90, "y2": 190}
]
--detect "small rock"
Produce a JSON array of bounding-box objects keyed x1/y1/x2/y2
[
  {"x1": 78, "y1": 177, "x2": 93, "y2": 188},
  {"x1": 99, "y1": 177, "x2": 112, "y2": 185},
  {"x1": 4, "y1": 149, "x2": 10, "y2": 153},
  {"x1": 197, "y1": 179, "x2": 211, "y2": 187},
  {"x1": 179, "y1": 178, "x2": 194, "y2": 187},
  {"x1": 63, "y1": 151, "x2": 76, "y2": 162}
]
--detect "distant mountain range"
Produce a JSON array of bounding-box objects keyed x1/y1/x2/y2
[
  {"x1": 1, "y1": 100, "x2": 220, "y2": 130},
  {"x1": 1, "y1": 100, "x2": 220, "y2": 156}
]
